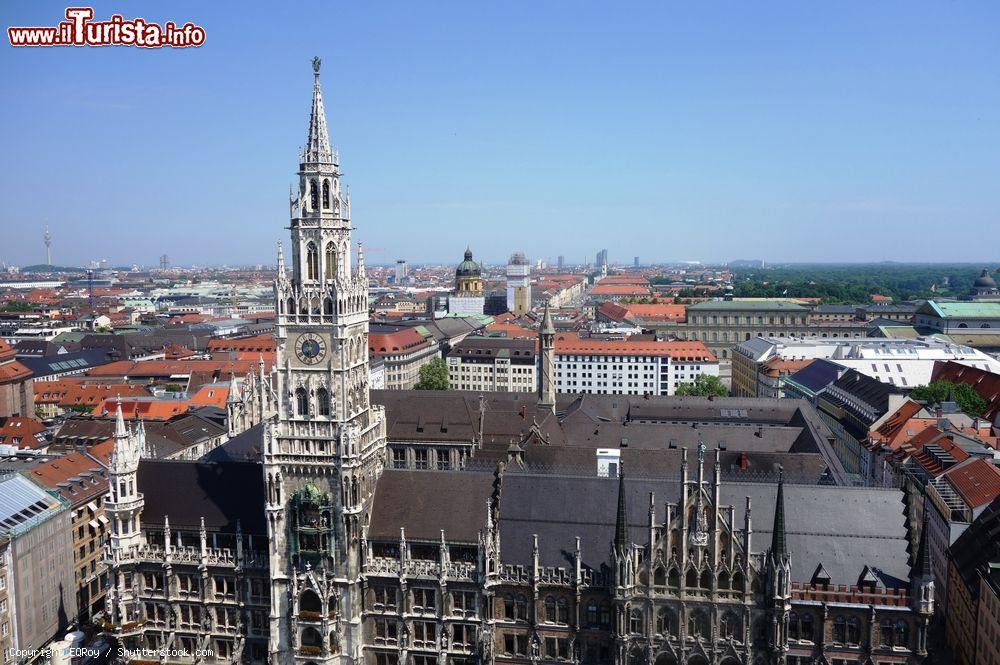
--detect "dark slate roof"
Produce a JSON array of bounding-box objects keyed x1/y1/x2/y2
[
  {"x1": 498, "y1": 473, "x2": 911, "y2": 588},
  {"x1": 827, "y1": 368, "x2": 907, "y2": 413},
  {"x1": 19, "y1": 350, "x2": 112, "y2": 379},
  {"x1": 372, "y1": 389, "x2": 565, "y2": 446},
  {"x1": 138, "y1": 459, "x2": 266, "y2": 533},
  {"x1": 202, "y1": 423, "x2": 264, "y2": 462},
  {"x1": 785, "y1": 359, "x2": 846, "y2": 394},
  {"x1": 369, "y1": 470, "x2": 493, "y2": 544},
  {"x1": 466, "y1": 446, "x2": 830, "y2": 485}
]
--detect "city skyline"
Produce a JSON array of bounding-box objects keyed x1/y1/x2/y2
[{"x1": 3, "y1": 1, "x2": 1000, "y2": 267}]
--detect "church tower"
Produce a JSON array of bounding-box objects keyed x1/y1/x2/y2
[{"x1": 265, "y1": 57, "x2": 387, "y2": 665}]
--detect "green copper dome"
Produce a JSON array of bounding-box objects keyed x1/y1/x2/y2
[{"x1": 456, "y1": 247, "x2": 481, "y2": 278}]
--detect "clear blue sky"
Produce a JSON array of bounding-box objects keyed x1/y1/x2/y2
[{"x1": 2, "y1": 1, "x2": 999, "y2": 267}]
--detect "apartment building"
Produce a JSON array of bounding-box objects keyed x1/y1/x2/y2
[
  {"x1": 446, "y1": 337, "x2": 537, "y2": 393},
  {"x1": 553, "y1": 334, "x2": 717, "y2": 396},
  {"x1": 0, "y1": 475, "x2": 76, "y2": 654},
  {"x1": 368, "y1": 325, "x2": 440, "y2": 390},
  {"x1": 25, "y1": 444, "x2": 113, "y2": 622}
]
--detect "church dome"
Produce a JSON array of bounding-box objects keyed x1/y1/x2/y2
[
  {"x1": 973, "y1": 268, "x2": 997, "y2": 289},
  {"x1": 456, "y1": 247, "x2": 481, "y2": 278}
]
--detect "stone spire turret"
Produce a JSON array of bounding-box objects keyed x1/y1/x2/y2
[
  {"x1": 302, "y1": 56, "x2": 333, "y2": 166},
  {"x1": 538, "y1": 301, "x2": 556, "y2": 411},
  {"x1": 614, "y1": 462, "x2": 628, "y2": 557}
]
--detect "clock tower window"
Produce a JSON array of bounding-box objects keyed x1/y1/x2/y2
[
  {"x1": 325, "y1": 242, "x2": 337, "y2": 280},
  {"x1": 317, "y1": 388, "x2": 331, "y2": 416},
  {"x1": 310, "y1": 178, "x2": 319, "y2": 211},
  {"x1": 306, "y1": 243, "x2": 319, "y2": 281},
  {"x1": 322, "y1": 180, "x2": 330, "y2": 209},
  {"x1": 295, "y1": 387, "x2": 308, "y2": 416}
]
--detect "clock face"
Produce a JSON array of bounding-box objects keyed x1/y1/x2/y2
[{"x1": 295, "y1": 333, "x2": 327, "y2": 365}]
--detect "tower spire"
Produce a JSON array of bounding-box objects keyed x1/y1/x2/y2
[
  {"x1": 303, "y1": 56, "x2": 333, "y2": 165},
  {"x1": 771, "y1": 466, "x2": 787, "y2": 558},
  {"x1": 614, "y1": 462, "x2": 628, "y2": 555}
]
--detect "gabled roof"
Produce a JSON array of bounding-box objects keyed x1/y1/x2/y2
[{"x1": 944, "y1": 459, "x2": 1000, "y2": 509}]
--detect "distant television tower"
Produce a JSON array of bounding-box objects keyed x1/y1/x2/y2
[
  {"x1": 159, "y1": 254, "x2": 170, "y2": 271},
  {"x1": 43, "y1": 225, "x2": 52, "y2": 266}
]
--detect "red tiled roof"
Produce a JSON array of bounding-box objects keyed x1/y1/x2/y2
[
  {"x1": 0, "y1": 416, "x2": 47, "y2": 449},
  {"x1": 591, "y1": 284, "x2": 652, "y2": 296},
  {"x1": 27, "y1": 450, "x2": 109, "y2": 505},
  {"x1": 554, "y1": 333, "x2": 716, "y2": 362},
  {"x1": 368, "y1": 328, "x2": 431, "y2": 356},
  {"x1": 207, "y1": 335, "x2": 276, "y2": 354},
  {"x1": 33, "y1": 381, "x2": 150, "y2": 407},
  {"x1": 761, "y1": 358, "x2": 815, "y2": 378},
  {"x1": 86, "y1": 359, "x2": 269, "y2": 378},
  {"x1": 92, "y1": 398, "x2": 191, "y2": 421},
  {"x1": 945, "y1": 458, "x2": 1000, "y2": 509}
]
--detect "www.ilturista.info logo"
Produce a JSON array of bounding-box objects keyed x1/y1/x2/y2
[{"x1": 8, "y1": 7, "x2": 205, "y2": 48}]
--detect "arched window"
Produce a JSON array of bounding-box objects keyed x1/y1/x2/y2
[
  {"x1": 958, "y1": 323, "x2": 968, "y2": 328},
  {"x1": 686, "y1": 569, "x2": 698, "y2": 588},
  {"x1": 688, "y1": 609, "x2": 709, "y2": 638},
  {"x1": 656, "y1": 607, "x2": 674, "y2": 636},
  {"x1": 880, "y1": 619, "x2": 894, "y2": 647},
  {"x1": 653, "y1": 566, "x2": 666, "y2": 586},
  {"x1": 301, "y1": 626, "x2": 321, "y2": 648},
  {"x1": 328, "y1": 631, "x2": 339, "y2": 654},
  {"x1": 894, "y1": 620, "x2": 908, "y2": 648},
  {"x1": 788, "y1": 612, "x2": 799, "y2": 640},
  {"x1": 317, "y1": 388, "x2": 330, "y2": 416},
  {"x1": 300, "y1": 590, "x2": 321, "y2": 614},
  {"x1": 718, "y1": 571, "x2": 730, "y2": 589},
  {"x1": 800, "y1": 613, "x2": 814, "y2": 642},
  {"x1": 668, "y1": 568, "x2": 680, "y2": 588},
  {"x1": 325, "y1": 243, "x2": 336, "y2": 280},
  {"x1": 306, "y1": 243, "x2": 319, "y2": 281},
  {"x1": 295, "y1": 387, "x2": 308, "y2": 416},
  {"x1": 847, "y1": 617, "x2": 861, "y2": 645},
  {"x1": 699, "y1": 569, "x2": 712, "y2": 589},
  {"x1": 557, "y1": 597, "x2": 569, "y2": 624},
  {"x1": 287, "y1": 297, "x2": 296, "y2": 315},
  {"x1": 585, "y1": 601, "x2": 598, "y2": 628},
  {"x1": 322, "y1": 180, "x2": 330, "y2": 209},
  {"x1": 599, "y1": 603, "x2": 611, "y2": 629},
  {"x1": 503, "y1": 595, "x2": 515, "y2": 620},
  {"x1": 833, "y1": 615, "x2": 846, "y2": 644},
  {"x1": 324, "y1": 298, "x2": 333, "y2": 316},
  {"x1": 720, "y1": 611, "x2": 740, "y2": 640},
  {"x1": 544, "y1": 597, "x2": 556, "y2": 623},
  {"x1": 515, "y1": 595, "x2": 528, "y2": 621},
  {"x1": 309, "y1": 179, "x2": 319, "y2": 210},
  {"x1": 629, "y1": 609, "x2": 643, "y2": 634}
]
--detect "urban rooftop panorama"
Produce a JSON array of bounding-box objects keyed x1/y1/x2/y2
[{"x1": 1, "y1": 4, "x2": 999, "y2": 665}]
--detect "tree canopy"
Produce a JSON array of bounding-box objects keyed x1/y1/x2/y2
[
  {"x1": 909, "y1": 381, "x2": 987, "y2": 417},
  {"x1": 675, "y1": 374, "x2": 728, "y2": 397},
  {"x1": 414, "y1": 357, "x2": 450, "y2": 390}
]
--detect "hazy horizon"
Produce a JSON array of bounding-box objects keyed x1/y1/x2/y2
[{"x1": 3, "y1": 1, "x2": 999, "y2": 267}]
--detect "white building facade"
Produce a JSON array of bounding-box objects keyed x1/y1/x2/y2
[{"x1": 553, "y1": 335, "x2": 718, "y2": 396}]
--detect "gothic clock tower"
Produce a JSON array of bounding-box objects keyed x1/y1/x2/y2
[{"x1": 265, "y1": 57, "x2": 387, "y2": 665}]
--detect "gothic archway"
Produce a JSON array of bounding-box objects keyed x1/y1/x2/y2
[
  {"x1": 687, "y1": 656, "x2": 709, "y2": 665},
  {"x1": 654, "y1": 654, "x2": 678, "y2": 665}
]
